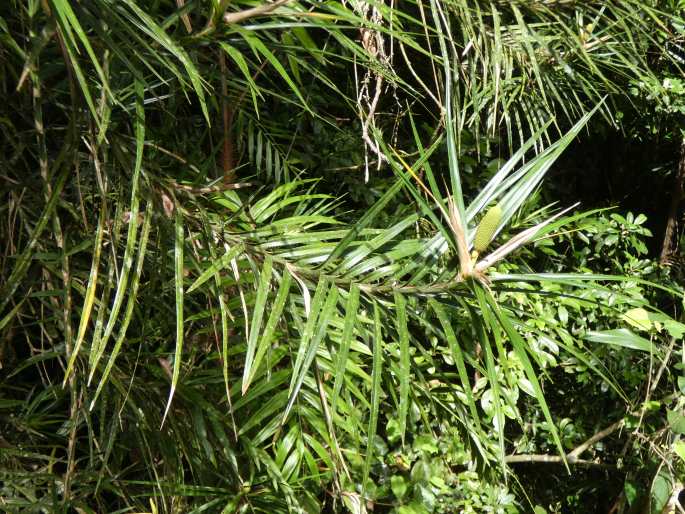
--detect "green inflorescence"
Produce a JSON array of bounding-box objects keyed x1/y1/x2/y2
[{"x1": 473, "y1": 204, "x2": 502, "y2": 253}]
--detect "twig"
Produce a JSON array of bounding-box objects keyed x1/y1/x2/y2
[
  {"x1": 223, "y1": 0, "x2": 292, "y2": 25},
  {"x1": 651, "y1": 336, "x2": 677, "y2": 395},
  {"x1": 176, "y1": 0, "x2": 193, "y2": 33},
  {"x1": 16, "y1": 21, "x2": 56, "y2": 92},
  {"x1": 360, "y1": 74, "x2": 389, "y2": 179},
  {"x1": 398, "y1": 41, "x2": 443, "y2": 112}
]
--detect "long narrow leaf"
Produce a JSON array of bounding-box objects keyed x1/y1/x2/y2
[
  {"x1": 393, "y1": 292, "x2": 410, "y2": 445},
  {"x1": 162, "y1": 208, "x2": 185, "y2": 426},
  {"x1": 363, "y1": 304, "x2": 383, "y2": 494},
  {"x1": 242, "y1": 255, "x2": 274, "y2": 392},
  {"x1": 88, "y1": 79, "x2": 145, "y2": 384},
  {"x1": 90, "y1": 210, "x2": 152, "y2": 410},
  {"x1": 64, "y1": 202, "x2": 106, "y2": 385}
]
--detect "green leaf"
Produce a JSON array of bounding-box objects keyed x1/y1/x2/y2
[
  {"x1": 585, "y1": 329, "x2": 653, "y2": 352},
  {"x1": 324, "y1": 179, "x2": 404, "y2": 268},
  {"x1": 664, "y1": 318, "x2": 685, "y2": 339},
  {"x1": 187, "y1": 244, "x2": 245, "y2": 293},
  {"x1": 219, "y1": 43, "x2": 262, "y2": 113},
  {"x1": 0, "y1": 298, "x2": 25, "y2": 333},
  {"x1": 391, "y1": 475, "x2": 408, "y2": 499},
  {"x1": 238, "y1": 29, "x2": 310, "y2": 113},
  {"x1": 413, "y1": 434, "x2": 438, "y2": 454},
  {"x1": 242, "y1": 255, "x2": 274, "y2": 392},
  {"x1": 89, "y1": 79, "x2": 146, "y2": 385},
  {"x1": 651, "y1": 471, "x2": 672, "y2": 513},
  {"x1": 162, "y1": 208, "x2": 186, "y2": 426},
  {"x1": 293, "y1": 27, "x2": 324, "y2": 64},
  {"x1": 243, "y1": 270, "x2": 292, "y2": 392},
  {"x1": 667, "y1": 409, "x2": 685, "y2": 435},
  {"x1": 49, "y1": 0, "x2": 103, "y2": 128},
  {"x1": 204, "y1": 218, "x2": 236, "y2": 421},
  {"x1": 622, "y1": 307, "x2": 653, "y2": 332},
  {"x1": 283, "y1": 279, "x2": 337, "y2": 422},
  {"x1": 122, "y1": 0, "x2": 210, "y2": 123},
  {"x1": 430, "y1": 300, "x2": 483, "y2": 436},
  {"x1": 0, "y1": 166, "x2": 69, "y2": 315},
  {"x1": 483, "y1": 289, "x2": 567, "y2": 469},
  {"x1": 394, "y1": 292, "x2": 410, "y2": 445},
  {"x1": 90, "y1": 210, "x2": 152, "y2": 410},
  {"x1": 64, "y1": 205, "x2": 106, "y2": 384},
  {"x1": 363, "y1": 304, "x2": 383, "y2": 494},
  {"x1": 673, "y1": 441, "x2": 685, "y2": 463},
  {"x1": 331, "y1": 285, "x2": 360, "y2": 415},
  {"x1": 624, "y1": 481, "x2": 638, "y2": 507}
]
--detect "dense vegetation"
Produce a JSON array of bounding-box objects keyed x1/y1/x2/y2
[{"x1": 1, "y1": 1, "x2": 685, "y2": 512}]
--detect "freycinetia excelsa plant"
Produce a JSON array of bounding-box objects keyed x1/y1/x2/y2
[{"x1": 1, "y1": 1, "x2": 684, "y2": 512}]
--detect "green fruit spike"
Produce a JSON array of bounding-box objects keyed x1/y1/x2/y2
[{"x1": 473, "y1": 204, "x2": 502, "y2": 254}]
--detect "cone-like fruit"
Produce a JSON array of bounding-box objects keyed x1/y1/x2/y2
[{"x1": 473, "y1": 204, "x2": 502, "y2": 253}]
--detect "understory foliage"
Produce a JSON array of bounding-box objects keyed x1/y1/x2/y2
[{"x1": 1, "y1": 1, "x2": 685, "y2": 513}]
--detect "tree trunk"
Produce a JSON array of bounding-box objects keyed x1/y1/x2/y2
[{"x1": 660, "y1": 137, "x2": 685, "y2": 264}]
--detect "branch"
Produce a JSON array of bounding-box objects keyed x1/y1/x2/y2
[
  {"x1": 567, "y1": 419, "x2": 623, "y2": 459},
  {"x1": 506, "y1": 419, "x2": 624, "y2": 467},
  {"x1": 223, "y1": 0, "x2": 292, "y2": 25},
  {"x1": 171, "y1": 181, "x2": 253, "y2": 194},
  {"x1": 662, "y1": 482, "x2": 685, "y2": 514},
  {"x1": 503, "y1": 454, "x2": 610, "y2": 468}
]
